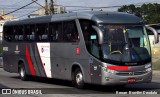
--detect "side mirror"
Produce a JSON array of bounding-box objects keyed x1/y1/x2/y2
[
  {"x1": 146, "y1": 26, "x2": 159, "y2": 44},
  {"x1": 92, "y1": 26, "x2": 103, "y2": 44}
]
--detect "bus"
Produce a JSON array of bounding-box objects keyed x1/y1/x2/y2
[
  {"x1": 146, "y1": 24, "x2": 160, "y2": 70},
  {"x1": 146, "y1": 24, "x2": 160, "y2": 55},
  {"x1": 3, "y1": 11, "x2": 159, "y2": 88},
  {"x1": 0, "y1": 21, "x2": 5, "y2": 67},
  {"x1": 0, "y1": 21, "x2": 5, "y2": 44}
]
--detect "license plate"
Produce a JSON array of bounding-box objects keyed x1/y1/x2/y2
[{"x1": 128, "y1": 78, "x2": 136, "y2": 83}]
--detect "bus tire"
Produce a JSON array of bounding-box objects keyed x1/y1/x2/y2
[
  {"x1": 19, "y1": 63, "x2": 29, "y2": 81},
  {"x1": 74, "y1": 68, "x2": 84, "y2": 89}
]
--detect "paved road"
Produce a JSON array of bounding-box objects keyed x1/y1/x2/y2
[
  {"x1": 0, "y1": 57, "x2": 3, "y2": 68},
  {"x1": 0, "y1": 68, "x2": 160, "y2": 97}
]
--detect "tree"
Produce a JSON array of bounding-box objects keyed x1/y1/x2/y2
[
  {"x1": 118, "y1": 3, "x2": 160, "y2": 24},
  {"x1": 118, "y1": 4, "x2": 136, "y2": 13}
]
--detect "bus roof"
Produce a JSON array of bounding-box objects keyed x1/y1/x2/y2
[{"x1": 4, "y1": 11, "x2": 143, "y2": 26}]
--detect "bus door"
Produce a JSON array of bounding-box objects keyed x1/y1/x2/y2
[{"x1": 86, "y1": 28, "x2": 102, "y2": 84}]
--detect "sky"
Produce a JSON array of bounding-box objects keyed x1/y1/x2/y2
[{"x1": 0, "y1": 0, "x2": 160, "y2": 19}]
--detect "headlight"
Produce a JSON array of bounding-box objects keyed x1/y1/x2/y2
[
  {"x1": 102, "y1": 66, "x2": 115, "y2": 74},
  {"x1": 102, "y1": 67, "x2": 107, "y2": 71},
  {"x1": 107, "y1": 69, "x2": 115, "y2": 74},
  {"x1": 145, "y1": 63, "x2": 151, "y2": 69},
  {"x1": 146, "y1": 67, "x2": 152, "y2": 72},
  {"x1": 145, "y1": 63, "x2": 152, "y2": 72}
]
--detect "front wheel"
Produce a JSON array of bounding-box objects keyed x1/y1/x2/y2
[
  {"x1": 19, "y1": 63, "x2": 29, "y2": 81},
  {"x1": 74, "y1": 68, "x2": 84, "y2": 89}
]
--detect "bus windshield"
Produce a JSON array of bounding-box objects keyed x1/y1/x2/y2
[{"x1": 99, "y1": 24, "x2": 151, "y2": 65}]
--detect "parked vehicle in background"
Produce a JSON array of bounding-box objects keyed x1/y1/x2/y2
[
  {"x1": 0, "y1": 21, "x2": 5, "y2": 44},
  {"x1": 146, "y1": 24, "x2": 160, "y2": 70},
  {"x1": 0, "y1": 21, "x2": 4, "y2": 68},
  {"x1": 146, "y1": 24, "x2": 160, "y2": 54}
]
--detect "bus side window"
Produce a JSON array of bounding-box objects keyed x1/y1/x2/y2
[
  {"x1": 4, "y1": 26, "x2": 13, "y2": 41},
  {"x1": 37, "y1": 23, "x2": 49, "y2": 42},
  {"x1": 63, "y1": 21, "x2": 79, "y2": 42},
  {"x1": 13, "y1": 28, "x2": 18, "y2": 41},
  {"x1": 13, "y1": 26, "x2": 24, "y2": 41},
  {"x1": 24, "y1": 25, "x2": 35, "y2": 41},
  {"x1": 49, "y1": 23, "x2": 57, "y2": 41},
  {"x1": 57, "y1": 22, "x2": 63, "y2": 41},
  {"x1": 49, "y1": 22, "x2": 62, "y2": 42},
  {"x1": 79, "y1": 19, "x2": 100, "y2": 58},
  {"x1": 24, "y1": 25, "x2": 29, "y2": 41}
]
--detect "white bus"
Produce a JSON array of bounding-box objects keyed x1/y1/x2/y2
[{"x1": 0, "y1": 21, "x2": 5, "y2": 43}]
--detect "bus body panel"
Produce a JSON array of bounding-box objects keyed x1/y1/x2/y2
[
  {"x1": 3, "y1": 11, "x2": 152, "y2": 86},
  {"x1": 50, "y1": 42, "x2": 91, "y2": 82}
]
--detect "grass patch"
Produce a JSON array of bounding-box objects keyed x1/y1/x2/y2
[
  {"x1": 152, "y1": 55, "x2": 160, "y2": 70},
  {"x1": 153, "y1": 60, "x2": 160, "y2": 70}
]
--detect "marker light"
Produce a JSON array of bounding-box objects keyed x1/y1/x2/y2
[{"x1": 76, "y1": 47, "x2": 80, "y2": 55}]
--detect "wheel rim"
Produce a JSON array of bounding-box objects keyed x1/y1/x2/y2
[
  {"x1": 76, "y1": 72, "x2": 83, "y2": 85},
  {"x1": 20, "y1": 67, "x2": 25, "y2": 78}
]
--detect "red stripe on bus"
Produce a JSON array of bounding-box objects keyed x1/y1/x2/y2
[
  {"x1": 25, "y1": 45, "x2": 36, "y2": 76},
  {"x1": 107, "y1": 66, "x2": 129, "y2": 71}
]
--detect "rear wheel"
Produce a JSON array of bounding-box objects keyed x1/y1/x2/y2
[
  {"x1": 73, "y1": 68, "x2": 84, "y2": 89},
  {"x1": 19, "y1": 63, "x2": 29, "y2": 81}
]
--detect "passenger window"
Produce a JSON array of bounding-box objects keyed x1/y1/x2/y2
[
  {"x1": 4, "y1": 26, "x2": 14, "y2": 41},
  {"x1": 36, "y1": 23, "x2": 49, "y2": 42},
  {"x1": 13, "y1": 26, "x2": 24, "y2": 41},
  {"x1": 79, "y1": 19, "x2": 100, "y2": 58},
  {"x1": 49, "y1": 22, "x2": 63, "y2": 42},
  {"x1": 63, "y1": 21, "x2": 79, "y2": 42},
  {"x1": 24, "y1": 25, "x2": 35, "y2": 41},
  {"x1": 49, "y1": 21, "x2": 78, "y2": 42},
  {"x1": 49, "y1": 23, "x2": 57, "y2": 41}
]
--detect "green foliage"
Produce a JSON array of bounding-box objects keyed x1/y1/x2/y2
[
  {"x1": 0, "y1": 44, "x2": 2, "y2": 53},
  {"x1": 118, "y1": 3, "x2": 160, "y2": 24}
]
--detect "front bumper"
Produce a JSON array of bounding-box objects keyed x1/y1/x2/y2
[{"x1": 101, "y1": 70, "x2": 152, "y2": 85}]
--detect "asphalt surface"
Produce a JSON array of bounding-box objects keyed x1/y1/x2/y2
[
  {"x1": 0, "y1": 68, "x2": 160, "y2": 97},
  {"x1": 0, "y1": 57, "x2": 3, "y2": 68}
]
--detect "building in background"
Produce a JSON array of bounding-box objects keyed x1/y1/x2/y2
[
  {"x1": 2, "y1": 14, "x2": 14, "y2": 20},
  {"x1": 29, "y1": 2, "x2": 65, "y2": 18},
  {"x1": 54, "y1": 6, "x2": 65, "y2": 14},
  {"x1": 0, "y1": 16, "x2": 4, "y2": 21}
]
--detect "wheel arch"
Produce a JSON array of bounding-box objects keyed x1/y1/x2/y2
[
  {"x1": 18, "y1": 59, "x2": 27, "y2": 73},
  {"x1": 71, "y1": 62, "x2": 86, "y2": 82}
]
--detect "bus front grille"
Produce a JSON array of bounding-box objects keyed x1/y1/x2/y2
[{"x1": 116, "y1": 71, "x2": 147, "y2": 76}]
